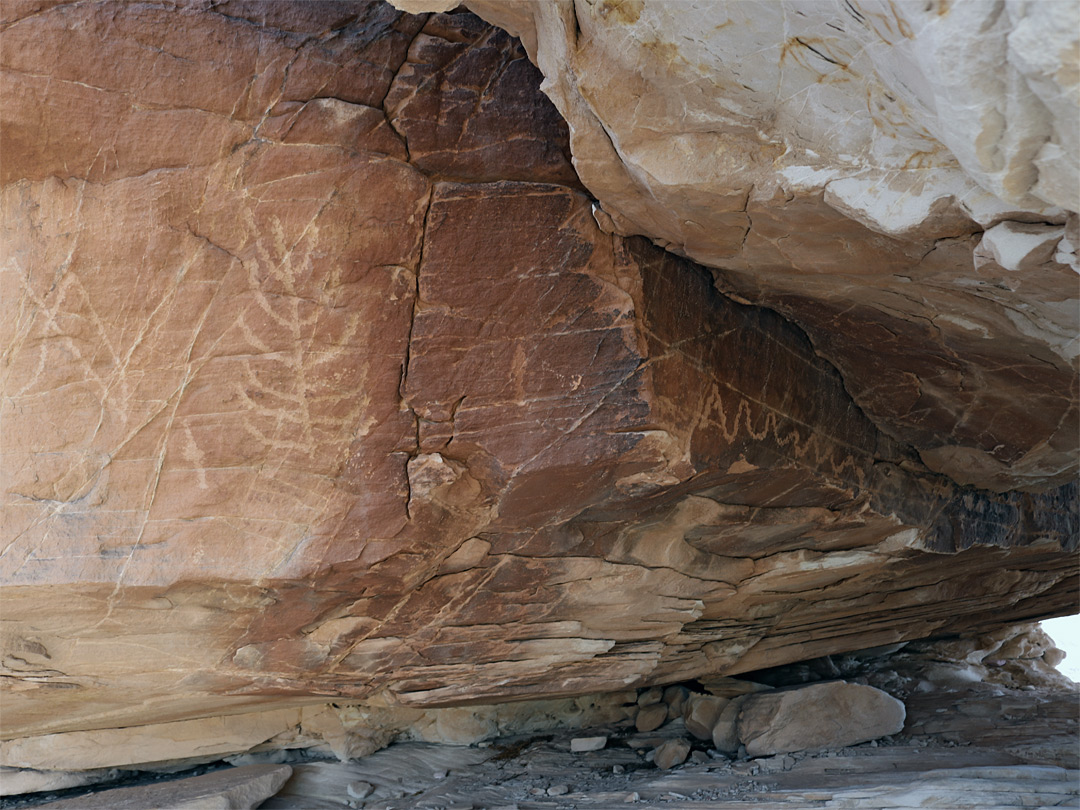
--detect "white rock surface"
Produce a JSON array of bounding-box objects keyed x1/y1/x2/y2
[
  {"x1": 570, "y1": 736, "x2": 608, "y2": 752},
  {"x1": 437, "y1": 0, "x2": 1078, "y2": 238}
]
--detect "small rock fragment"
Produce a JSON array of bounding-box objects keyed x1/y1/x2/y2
[
  {"x1": 690, "y1": 750, "x2": 709, "y2": 764},
  {"x1": 652, "y1": 738, "x2": 691, "y2": 769},
  {"x1": 625, "y1": 792, "x2": 640, "y2": 802},
  {"x1": 347, "y1": 780, "x2": 374, "y2": 800},
  {"x1": 635, "y1": 703, "x2": 668, "y2": 732},
  {"x1": 570, "y1": 736, "x2": 607, "y2": 753},
  {"x1": 612, "y1": 764, "x2": 625, "y2": 774},
  {"x1": 547, "y1": 783, "x2": 570, "y2": 796},
  {"x1": 432, "y1": 770, "x2": 448, "y2": 780}
]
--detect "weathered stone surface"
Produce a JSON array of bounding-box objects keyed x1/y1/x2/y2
[
  {"x1": 711, "y1": 695, "x2": 750, "y2": 755},
  {"x1": 682, "y1": 694, "x2": 728, "y2": 741},
  {"x1": 0, "y1": 766, "x2": 121, "y2": 797},
  {"x1": 748, "y1": 622, "x2": 1078, "y2": 697},
  {"x1": 383, "y1": 11, "x2": 580, "y2": 187},
  {"x1": 650, "y1": 738, "x2": 690, "y2": 770},
  {"x1": 634, "y1": 704, "x2": 668, "y2": 734},
  {"x1": 737, "y1": 681, "x2": 906, "y2": 757},
  {"x1": 34, "y1": 764, "x2": 292, "y2": 810},
  {"x1": 399, "y1": 0, "x2": 1080, "y2": 492},
  {"x1": 0, "y1": 710, "x2": 302, "y2": 772},
  {"x1": 17, "y1": 629, "x2": 1079, "y2": 806},
  {"x1": 1, "y1": 0, "x2": 1076, "y2": 774},
  {"x1": 662, "y1": 685, "x2": 689, "y2": 719},
  {"x1": 0, "y1": 692, "x2": 632, "y2": 773},
  {"x1": 636, "y1": 687, "x2": 663, "y2": 707},
  {"x1": 570, "y1": 735, "x2": 607, "y2": 753}
]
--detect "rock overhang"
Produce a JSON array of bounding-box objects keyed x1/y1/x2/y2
[{"x1": 0, "y1": 0, "x2": 1076, "y2": 765}]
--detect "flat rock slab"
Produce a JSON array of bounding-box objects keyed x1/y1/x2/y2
[
  {"x1": 261, "y1": 744, "x2": 495, "y2": 809},
  {"x1": 570, "y1": 736, "x2": 608, "y2": 753},
  {"x1": 34, "y1": 764, "x2": 291, "y2": 809},
  {"x1": 0, "y1": 767, "x2": 121, "y2": 797}
]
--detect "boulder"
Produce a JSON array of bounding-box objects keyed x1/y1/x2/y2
[
  {"x1": 570, "y1": 736, "x2": 607, "y2": 753},
  {"x1": 712, "y1": 695, "x2": 751, "y2": 755},
  {"x1": 683, "y1": 695, "x2": 729, "y2": 741},
  {"x1": 737, "y1": 682, "x2": 906, "y2": 757},
  {"x1": 651, "y1": 739, "x2": 690, "y2": 770},
  {"x1": 637, "y1": 687, "x2": 664, "y2": 706},
  {"x1": 634, "y1": 704, "x2": 668, "y2": 733},
  {"x1": 663, "y1": 685, "x2": 690, "y2": 719}
]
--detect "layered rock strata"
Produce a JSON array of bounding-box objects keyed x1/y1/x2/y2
[
  {"x1": 0, "y1": 0, "x2": 1076, "y2": 773},
  {"x1": 9, "y1": 624, "x2": 1076, "y2": 805},
  {"x1": 400, "y1": 0, "x2": 1080, "y2": 493}
]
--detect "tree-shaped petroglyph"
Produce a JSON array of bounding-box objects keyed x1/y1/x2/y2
[{"x1": 231, "y1": 206, "x2": 376, "y2": 466}]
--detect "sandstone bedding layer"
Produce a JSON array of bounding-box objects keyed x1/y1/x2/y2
[
  {"x1": 0, "y1": 0, "x2": 1077, "y2": 775},
  {"x1": 5, "y1": 625, "x2": 1077, "y2": 807}
]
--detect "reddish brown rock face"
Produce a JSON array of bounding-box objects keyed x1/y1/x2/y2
[
  {"x1": 0, "y1": 0, "x2": 1075, "y2": 756},
  {"x1": 707, "y1": 207, "x2": 1080, "y2": 494}
]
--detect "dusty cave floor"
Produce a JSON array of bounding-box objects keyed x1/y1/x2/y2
[
  {"x1": 268, "y1": 665, "x2": 1077, "y2": 810},
  {"x1": 253, "y1": 678, "x2": 1080, "y2": 809},
  {"x1": 260, "y1": 722, "x2": 1079, "y2": 810}
]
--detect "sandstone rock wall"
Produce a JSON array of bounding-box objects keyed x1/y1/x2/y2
[
  {"x1": 416, "y1": 0, "x2": 1080, "y2": 492},
  {"x1": 1, "y1": 0, "x2": 1075, "y2": 766}
]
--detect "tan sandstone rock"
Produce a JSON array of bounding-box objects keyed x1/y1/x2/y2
[
  {"x1": 683, "y1": 694, "x2": 729, "y2": 741},
  {"x1": 634, "y1": 703, "x2": 668, "y2": 734},
  {"x1": 737, "y1": 682, "x2": 906, "y2": 757},
  {"x1": 396, "y1": 0, "x2": 1080, "y2": 493},
  {"x1": 662, "y1": 685, "x2": 689, "y2": 719},
  {"x1": 34, "y1": 764, "x2": 292, "y2": 810},
  {"x1": 0, "y1": 767, "x2": 121, "y2": 797},
  {"x1": 651, "y1": 738, "x2": 691, "y2": 770},
  {"x1": 712, "y1": 694, "x2": 751, "y2": 755},
  {"x1": 0, "y1": 0, "x2": 1076, "y2": 774}
]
